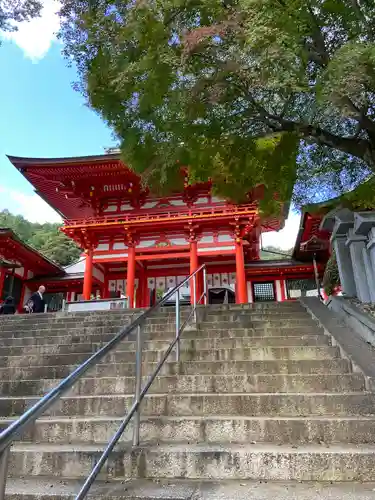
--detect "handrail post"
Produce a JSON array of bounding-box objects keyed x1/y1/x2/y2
[
  {"x1": 203, "y1": 267, "x2": 207, "y2": 305},
  {"x1": 0, "y1": 445, "x2": 10, "y2": 500},
  {"x1": 175, "y1": 288, "x2": 180, "y2": 362},
  {"x1": 132, "y1": 324, "x2": 142, "y2": 446},
  {"x1": 193, "y1": 274, "x2": 197, "y2": 323}
]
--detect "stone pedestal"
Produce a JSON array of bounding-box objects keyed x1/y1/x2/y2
[
  {"x1": 362, "y1": 246, "x2": 375, "y2": 302},
  {"x1": 367, "y1": 227, "x2": 375, "y2": 294},
  {"x1": 354, "y1": 212, "x2": 375, "y2": 303},
  {"x1": 368, "y1": 227, "x2": 375, "y2": 265},
  {"x1": 321, "y1": 208, "x2": 375, "y2": 303},
  {"x1": 346, "y1": 229, "x2": 372, "y2": 303},
  {"x1": 332, "y1": 236, "x2": 357, "y2": 297}
]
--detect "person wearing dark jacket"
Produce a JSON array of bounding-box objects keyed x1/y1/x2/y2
[
  {"x1": 27, "y1": 286, "x2": 46, "y2": 313},
  {"x1": 0, "y1": 296, "x2": 16, "y2": 315}
]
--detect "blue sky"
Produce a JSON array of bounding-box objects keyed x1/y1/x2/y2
[{"x1": 0, "y1": 0, "x2": 300, "y2": 248}]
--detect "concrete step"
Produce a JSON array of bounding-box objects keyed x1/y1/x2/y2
[
  {"x1": 0, "y1": 374, "x2": 365, "y2": 397},
  {"x1": 2, "y1": 392, "x2": 374, "y2": 418},
  {"x1": 0, "y1": 313, "x2": 131, "y2": 325},
  {"x1": 3, "y1": 415, "x2": 375, "y2": 445},
  {"x1": 7, "y1": 442, "x2": 375, "y2": 481},
  {"x1": 0, "y1": 313, "x2": 317, "y2": 329},
  {"x1": 0, "y1": 333, "x2": 117, "y2": 347},
  {"x1": 0, "y1": 335, "x2": 332, "y2": 356},
  {"x1": 0, "y1": 320, "x2": 319, "y2": 336},
  {"x1": 197, "y1": 319, "x2": 318, "y2": 330},
  {"x1": 0, "y1": 359, "x2": 352, "y2": 381},
  {"x1": 136, "y1": 325, "x2": 325, "y2": 339},
  {"x1": 0, "y1": 325, "x2": 323, "y2": 340},
  {"x1": 0, "y1": 346, "x2": 341, "y2": 368},
  {"x1": 0, "y1": 326, "x2": 325, "y2": 346},
  {"x1": 0, "y1": 342, "x2": 102, "y2": 357},
  {"x1": 113, "y1": 335, "x2": 332, "y2": 349},
  {"x1": 0, "y1": 309, "x2": 306, "y2": 328},
  {"x1": 202, "y1": 303, "x2": 305, "y2": 311},
  {"x1": 0, "y1": 316, "x2": 133, "y2": 327},
  {"x1": 0, "y1": 304, "x2": 305, "y2": 324},
  {"x1": 0, "y1": 304, "x2": 307, "y2": 328},
  {"x1": 5, "y1": 477, "x2": 375, "y2": 500},
  {"x1": 199, "y1": 312, "x2": 313, "y2": 322}
]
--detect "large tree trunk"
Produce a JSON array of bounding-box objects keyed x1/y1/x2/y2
[{"x1": 279, "y1": 119, "x2": 375, "y2": 171}]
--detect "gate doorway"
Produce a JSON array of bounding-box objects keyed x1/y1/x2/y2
[{"x1": 2, "y1": 273, "x2": 23, "y2": 307}]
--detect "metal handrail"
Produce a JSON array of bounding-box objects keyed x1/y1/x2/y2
[{"x1": 0, "y1": 264, "x2": 207, "y2": 499}]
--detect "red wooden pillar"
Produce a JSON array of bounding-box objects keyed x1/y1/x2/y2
[
  {"x1": 18, "y1": 267, "x2": 29, "y2": 312},
  {"x1": 126, "y1": 246, "x2": 136, "y2": 308},
  {"x1": 83, "y1": 249, "x2": 94, "y2": 300},
  {"x1": 235, "y1": 240, "x2": 248, "y2": 304},
  {"x1": 280, "y1": 279, "x2": 286, "y2": 302},
  {"x1": 190, "y1": 240, "x2": 198, "y2": 305}
]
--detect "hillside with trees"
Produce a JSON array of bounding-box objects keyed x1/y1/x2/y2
[
  {"x1": 260, "y1": 246, "x2": 293, "y2": 260},
  {"x1": 0, "y1": 210, "x2": 81, "y2": 266}
]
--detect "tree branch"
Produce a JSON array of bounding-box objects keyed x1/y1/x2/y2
[
  {"x1": 349, "y1": 0, "x2": 375, "y2": 40},
  {"x1": 305, "y1": 3, "x2": 329, "y2": 66},
  {"x1": 339, "y1": 96, "x2": 375, "y2": 145},
  {"x1": 305, "y1": 46, "x2": 328, "y2": 67},
  {"x1": 281, "y1": 119, "x2": 375, "y2": 167},
  {"x1": 241, "y1": 90, "x2": 375, "y2": 167},
  {"x1": 350, "y1": 0, "x2": 367, "y2": 23}
]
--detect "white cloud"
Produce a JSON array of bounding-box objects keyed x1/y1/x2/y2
[
  {"x1": 0, "y1": 186, "x2": 62, "y2": 224},
  {"x1": 2, "y1": 0, "x2": 61, "y2": 61},
  {"x1": 262, "y1": 210, "x2": 301, "y2": 251}
]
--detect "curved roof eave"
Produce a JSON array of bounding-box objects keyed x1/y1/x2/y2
[
  {"x1": 0, "y1": 228, "x2": 64, "y2": 275},
  {"x1": 7, "y1": 153, "x2": 121, "y2": 168}
]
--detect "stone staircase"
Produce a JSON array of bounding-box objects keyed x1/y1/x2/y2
[{"x1": 1, "y1": 302, "x2": 375, "y2": 499}]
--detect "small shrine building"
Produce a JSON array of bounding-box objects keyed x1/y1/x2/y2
[
  {"x1": 0, "y1": 228, "x2": 64, "y2": 310},
  {"x1": 2, "y1": 153, "x2": 331, "y2": 310}
]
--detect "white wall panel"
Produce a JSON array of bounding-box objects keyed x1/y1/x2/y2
[
  {"x1": 113, "y1": 242, "x2": 126, "y2": 250},
  {"x1": 94, "y1": 252, "x2": 128, "y2": 260},
  {"x1": 96, "y1": 243, "x2": 110, "y2": 251},
  {"x1": 103, "y1": 205, "x2": 117, "y2": 212}
]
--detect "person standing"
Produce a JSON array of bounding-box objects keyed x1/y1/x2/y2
[{"x1": 27, "y1": 286, "x2": 46, "y2": 313}]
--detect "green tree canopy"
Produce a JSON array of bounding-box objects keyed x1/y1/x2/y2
[
  {"x1": 0, "y1": 210, "x2": 81, "y2": 266},
  {"x1": 59, "y1": 0, "x2": 375, "y2": 211},
  {"x1": 0, "y1": 0, "x2": 41, "y2": 35}
]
